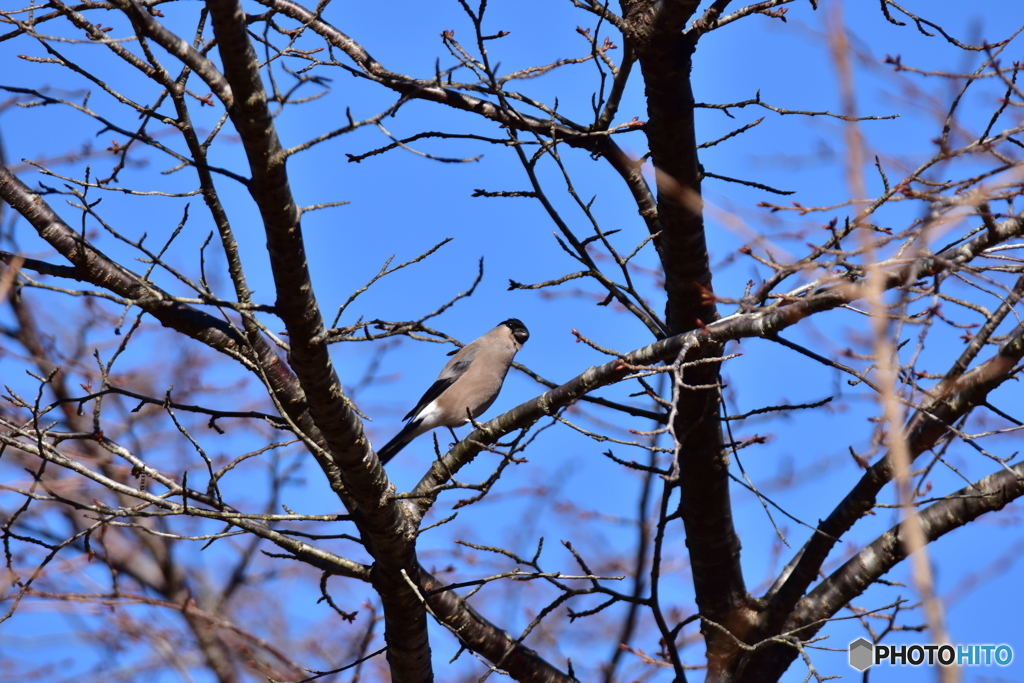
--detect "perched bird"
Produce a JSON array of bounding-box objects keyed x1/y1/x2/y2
[{"x1": 377, "y1": 319, "x2": 529, "y2": 463}]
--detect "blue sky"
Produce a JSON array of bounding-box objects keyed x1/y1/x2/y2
[{"x1": 2, "y1": 1, "x2": 1023, "y2": 681}]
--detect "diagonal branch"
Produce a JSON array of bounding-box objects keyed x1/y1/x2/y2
[
  {"x1": 800, "y1": 459, "x2": 1024, "y2": 626},
  {"x1": 420, "y1": 567, "x2": 576, "y2": 683},
  {"x1": 0, "y1": 164, "x2": 250, "y2": 363},
  {"x1": 251, "y1": 0, "x2": 663, "y2": 242},
  {"x1": 202, "y1": 1, "x2": 432, "y2": 678},
  {"x1": 0, "y1": 166, "x2": 341, "y2": 491},
  {"x1": 743, "y1": 457, "x2": 1024, "y2": 681},
  {"x1": 409, "y1": 215, "x2": 1024, "y2": 520},
  {"x1": 5, "y1": 289, "x2": 242, "y2": 683},
  {"x1": 110, "y1": 0, "x2": 234, "y2": 106},
  {"x1": 761, "y1": 320, "x2": 1024, "y2": 628}
]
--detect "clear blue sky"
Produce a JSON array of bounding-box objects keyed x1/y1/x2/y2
[{"x1": 1, "y1": 1, "x2": 1022, "y2": 681}]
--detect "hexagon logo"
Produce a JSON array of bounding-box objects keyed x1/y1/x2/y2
[{"x1": 849, "y1": 638, "x2": 874, "y2": 671}]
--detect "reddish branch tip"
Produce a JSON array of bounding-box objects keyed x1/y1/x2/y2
[
  {"x1": 571, "y1": 328, "x2": 582, "y2": 342},
  {"x1": 694, "y1": 282, "x2": 716, "y2": 306},
  {"x1": 883, "y1": 54, "x2": 903, "y2": 70},
  {"x1": 850, "y1": 449, "x2": 869, "y2": 469}
]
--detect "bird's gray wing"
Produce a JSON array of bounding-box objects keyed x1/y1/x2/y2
[{"x1": 402, "y1": 346, "x2": 478, "y2": 421}]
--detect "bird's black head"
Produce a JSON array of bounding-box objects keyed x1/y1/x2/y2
[{"x1": 501, "y1": 318, "x2": 529, "y2": 345}]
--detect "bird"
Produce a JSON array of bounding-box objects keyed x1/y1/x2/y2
[{"x1": 377, "y1": 318, "x2": 529, "y2": 463}]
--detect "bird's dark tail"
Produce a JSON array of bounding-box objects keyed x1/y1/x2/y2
[{"x1": 377, "y1": 419, "x2": 421, "y2": 464}]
